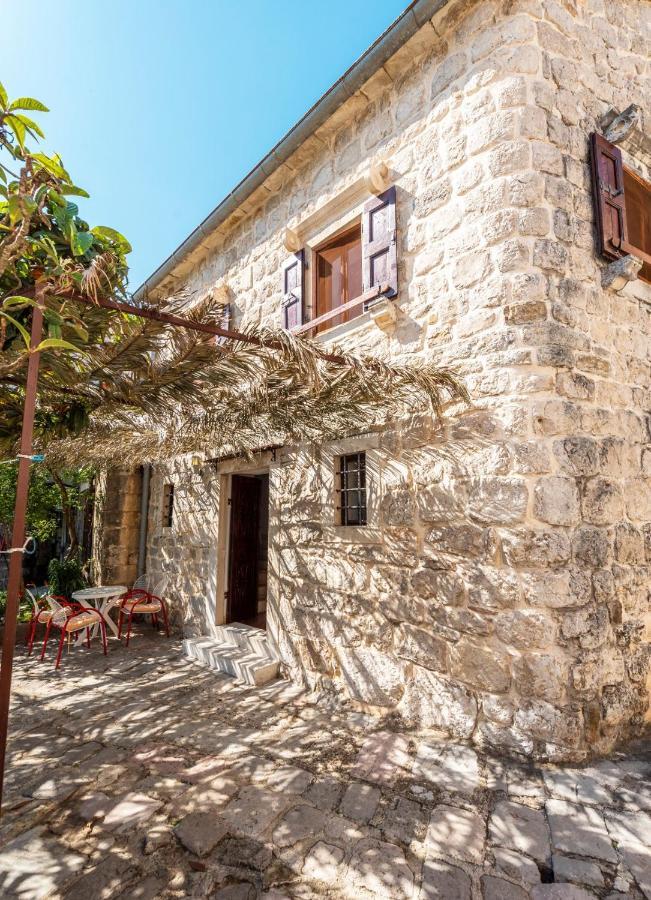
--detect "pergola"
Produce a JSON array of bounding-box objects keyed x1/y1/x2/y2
[{"x1": 0, "y1": 293, "x2": 282, "y2": 813}]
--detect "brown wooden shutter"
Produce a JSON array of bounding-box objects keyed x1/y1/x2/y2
[
  {"x1": 282, "y1": 250, "x2": 304, "y2": 329},
  {"x1": 213, "y1": 302, "x2": 231, "y2": 346},
  {"x1": 590, "y1": 132, "x2": 628, "y2": 260},
  {"x1": 362, "y1": 186, "x2": 398, "y2": 298}
]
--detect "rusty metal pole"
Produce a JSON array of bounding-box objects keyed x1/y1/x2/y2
[{"x1": 0, "y1": 303, "x2": 43, "y2": 815}]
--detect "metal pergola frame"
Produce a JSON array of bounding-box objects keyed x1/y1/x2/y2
[{"x1": 0, "y1": 292, "x2": 284, "y2": 813}]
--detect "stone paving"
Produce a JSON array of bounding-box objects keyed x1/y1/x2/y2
[{"x1": 0, "y1": 633, "x2": 649, "y2": 899}]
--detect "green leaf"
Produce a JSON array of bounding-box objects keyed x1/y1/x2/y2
[
  {"x1": 43, "y1": 308, "x2": 64, "y2": 325},
  {"x1": 32, "y1": 153, "x2": 66, "y2": 179},
  {"x1": 7, "y1": 195, "x2": 22, "y2": 224},
  {"x1": 13, "y1": 113, "x2": 44, "y2": 140},
  {"x1": 0, "y1": 167, "x2": 6, "y2": 184},
  {"x1": 5, "y1": 115, "x2": 26, "y2": 149},
  {"x1": 91, "y1": 225, "x2": 132, "y2": 253},
  {"x1": 9, "y1": 97, "x2": 49, "y2": 113},
  {"x1": 0, "y1": 82, "x2": 7, "y2": 109},
  {"x1": 36, "y1": 337, "x2": 82, "y2": 353},
  {"x1": 2, "y1": 295, "x2": 37, "y2": 310},
  {"x1": 0, "y1": 310, "x2": 31, "y2": 348},
  {"x1": 71, "y1": 230, "x2": 93, "y2": 256},
  {"x1": 60, "y1": 183, "x2": 89, "y2": 198}
]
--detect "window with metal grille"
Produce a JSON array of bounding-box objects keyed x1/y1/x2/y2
[
  {"x1": 162, "y1": 483, "x2": 174, "y2": 528},
  {"x1": 336, "y1": 452, "x2": 367, "y2": 526}
]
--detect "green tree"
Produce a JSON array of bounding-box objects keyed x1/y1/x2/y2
[{"x1": 0, "y1": 463, "x2": 60, "y2": 542}]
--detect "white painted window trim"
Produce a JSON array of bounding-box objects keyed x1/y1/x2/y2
[{"x1": 320, "y1": 433, "x2": 382, "y2": 544}]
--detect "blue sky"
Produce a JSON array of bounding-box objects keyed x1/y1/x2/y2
[{"x1": 2, "y1": 1, "x2": 407, "y2": 291}]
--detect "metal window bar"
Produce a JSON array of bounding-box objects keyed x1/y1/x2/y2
[
  {"x1": 337, "y1": 452, "x2": 367, "y2": 526},
  {"x1": 162, "y1": 484, "x2": 174, "y2": 528}
]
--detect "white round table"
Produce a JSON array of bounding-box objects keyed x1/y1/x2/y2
[{"x1": 72, "y1": 585, "x2": 127, "y2": 639}]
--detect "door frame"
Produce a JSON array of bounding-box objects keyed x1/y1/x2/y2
[{"x1": 214, "y1": 456, "x2": 272, "y2": 627}]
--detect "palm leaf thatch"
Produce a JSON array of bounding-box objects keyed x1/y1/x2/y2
[{"x1": 40, "y1": 291, "x2": 468, "y2": 466}]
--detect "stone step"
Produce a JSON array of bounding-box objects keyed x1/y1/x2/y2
[
  {"x1": 217, "y1": 622, "x2": 273, "y2": 656},
  {"x1": 182, "y1": 628, "x2": 279, "y2": 687}
]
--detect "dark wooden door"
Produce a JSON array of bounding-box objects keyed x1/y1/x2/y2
[{"x1": 227, "y1": 475, "x2": 262, "y2": 623}]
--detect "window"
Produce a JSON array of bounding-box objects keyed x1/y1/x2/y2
[
  {"x1": 313, "y1": 224, "x2": 363, "y2": 335},
  {"x1": 336, "y1": 452, "x2": 367, "y2": 526},
  {"x1": 591, "y1": 132, "x2": 651, "y2": 284},
  {"x1": 162, "y1": 483, "x2": 174, "y2": 528},
  {"x1": 281, "y1": 186, "x2": 398, "y2": 334},
  {"x1": 622, "y1": 168, "x2": 651, "y2": 283}
]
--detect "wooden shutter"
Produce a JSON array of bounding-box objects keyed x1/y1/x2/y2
[
  {"x1": 213, "y1": 302, "x2": 231, "y2": 346},
  {"x1": 282, "y1": 250, "x2": 304, "y2": 330},
  {"x1": 590, "y1": 132, "x2": 628, "y2": 260},
  {"x1": 362, "y1": 186, "x2": 398, "y2": 298}
]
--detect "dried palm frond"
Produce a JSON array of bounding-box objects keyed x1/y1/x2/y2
[{"x1": 43, "y1": 318, "x2": 468, "y2": 466}]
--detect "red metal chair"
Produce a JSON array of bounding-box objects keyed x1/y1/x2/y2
[
  {"x1": 40, "y1": 600, "x2": 108, "y2": 669},
  {"x1": 25, "y1": 587, "x2": 74, "y2": 656},
  {"x1": 117, "y1": 577, "x2": 170, "y2": 647}
]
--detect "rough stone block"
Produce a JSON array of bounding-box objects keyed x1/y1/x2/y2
[
  {"x1": 413, "y1": 743, "x2": 480, "y2": 794},
  {"x1": 489, "y1": 800, "x2": 551, "y2": 864},
  {"x1": 481, "y1": 875, "x2": 529, "y2": 900},
  {"x1": 501, "y1": 529, "x2": 570, "y2": 568},
  {"x1": 340, "y1": 783, "x2": 380, "y2": 823},
  {"x1": 396, "y1": 623, "x2": 448, "y2": 672},
  {"x1": 272, "y1": 803, "x2": 327, "y2": 847},
  {"x1": 494, "y1": 847, "x2": 541, "y2": 884},
  {"x1": 495, "y1": 610, "x2": 554, "y2": 650},
  {"x1": 174, "y1": 811, "x2": 228, "y2": 857},
  {"x1": 336, "y1": 646, "x2": 404, "y2": 706},
  {"x1": 426, "y1": 804, "x2": 485, "y2": 863},
  {"x1": 348, "y1": 838, "x2": 414, "y2": 898},
  {"x1": 581, "y1": 478, "x2": 624, "y2": 525},
  {"x1": 468, "y1": 477, "x2": 529, "y2": 525},
  {"x1": 400, "y1": 667, "x2": 478, "y2": 737},
  {"x1": 450, "y1": 638, "x2": 511, "y2": 692},
  {"x1": 546, "y1": 799, "x2": 617, "y2": 862},
  {"x1": 552, "y1": 854, "x2": 604, "y2": 887},
  {"x1": 534, "y1": 476, "x2": 580, "y2": 526},
  {"x1": 420, "y1": 859, "x2": 471, "y2": 900},
  {"x1": 302, "y1": 841, "x2": 344, "y2": 884}
]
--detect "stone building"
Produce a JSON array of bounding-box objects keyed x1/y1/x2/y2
[{"x1": 102, "y1": 0, "x2": 651, "y2": 761}]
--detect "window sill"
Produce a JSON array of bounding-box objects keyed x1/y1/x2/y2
[
  {"x1": 312, "y1": 307, "x2": 375, "y2": 342},
  {"x1": 321, "y1": 525, "x2": 382, "y2": 544}
]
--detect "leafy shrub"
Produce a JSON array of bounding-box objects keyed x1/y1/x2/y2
[
  {"x1": 0, "y1": 589, "x2": 32, "y2": 623},
  {"x1": 47, "y1": 555, "x2": 86, "y2": 600}
]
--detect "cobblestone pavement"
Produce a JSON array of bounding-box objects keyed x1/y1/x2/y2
[{"x1": 1, "y1": 633, "x2": 649, "y2": 899}]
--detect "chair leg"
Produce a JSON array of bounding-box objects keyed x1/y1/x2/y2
[
  {"x1": 27, "y1": 618, "x2": 37, "y2": 656},
  {"x1": 55, "y1": 628, "x2": 66, "y2": 670},
  {"x1": 152, "y1": 613, "x2": 159, "y2": 630},
  {"x1": 40, "y1": 619, "x2": 52, "y2": 661},
  {"x1": 86, "y1": 627, "x2": 91, "y2": 649},
  {"x1": 160, "y1": 601, "x2": 170, "y2": 638},
  {"x1": 100, "y1": 620, "x2": 108, "y2": 656},
  {"x1": 125, "y1": 610, "x2": 134, "y2": 648},
  {"x1": 118, "y1": 609, "x2": 123, "y2": 639}
]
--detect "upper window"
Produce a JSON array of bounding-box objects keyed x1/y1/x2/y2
[
  {"x1": 336, "y1": 452, "x2": 367, "y2": 526},
  {"x1": 162, "y1": 483, "x2": 174, "y2": 528},
  {"x1": 281, "y1": 186, "x2": 398, "y2": 334},
  {"x1": 591, "y1": 132, "x2": 651, "y2": 284},
  {"x1": 314, "y1": 224, "x2": 363, "y2": 335},
  {"x1": 622, "y1": 168, "x2": 651, "y2": 283}
]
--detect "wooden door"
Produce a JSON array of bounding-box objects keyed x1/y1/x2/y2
[{"x1": 227, "y1": 475, "x2": 262, "y2": 623}]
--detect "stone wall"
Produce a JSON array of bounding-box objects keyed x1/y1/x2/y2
[
  {"x1": 134, "y1": 0, "x2": 651, "y2": 760},
  {"x1": 92, "y1": 466, "x2": 142, "y2": 587}
]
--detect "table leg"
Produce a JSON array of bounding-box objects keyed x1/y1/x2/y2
[{"x1": 100, "y1": 598, "x2": 121, "y2": 638}]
